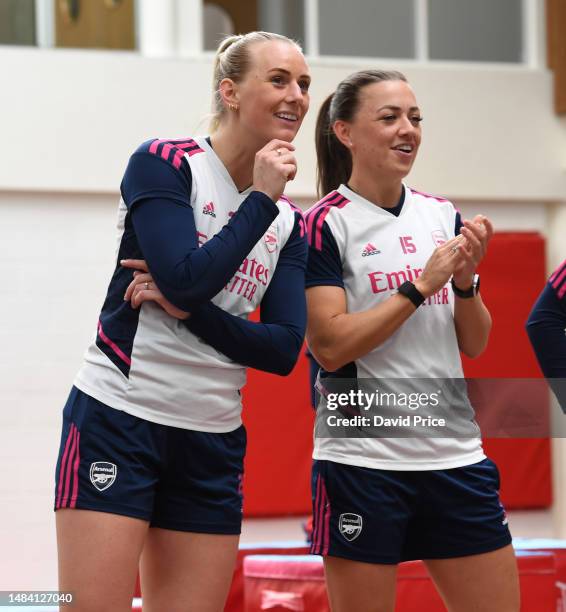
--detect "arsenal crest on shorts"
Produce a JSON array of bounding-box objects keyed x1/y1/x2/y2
[
  {"x1": 339, "y1": 513, "x2": 363, "y2": 541},
  {"x1": 89, "y1": 462, "x2": 117, "y2": 492}
]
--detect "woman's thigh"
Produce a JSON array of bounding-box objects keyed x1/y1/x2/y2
[
  {"x1": 139, "y1": 427, "x2": 246, "y2": 610},
  {"x1": 424, "y1": 544, "x2": 520, "y2": 612},
  {"x1": 56, "y1": 508, "x2": 148, "y2": 612},
  {"x1": 140, "y1": 529, "x2": 240, "y2": 612},
  {"x1": 324, "y1": 556, "x2": 397, "y2": 612}
]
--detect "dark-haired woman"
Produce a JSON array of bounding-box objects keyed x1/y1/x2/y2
[
  {"x1": 305, "y1": 70, "x2": 519, "y2": 612},
  {"x1": 54, "y1": 32, "x2": 311, "y2": 612}
]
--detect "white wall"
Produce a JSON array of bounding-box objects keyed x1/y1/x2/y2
[
  {"x1": 2, "y1": 45, "x2": 566, "y2": 587},
  {"x1": 2, "y1": 46, "x2": 566, "y2": 200},
  {"x1": 0, "y1": 191, "x2": 117, "y2": 588}
]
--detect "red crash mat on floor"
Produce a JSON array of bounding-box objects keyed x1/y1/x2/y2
[
  {"x1": 515, "y1": 538, "x2": 566, "y2": 607},
  {"x1": 244, "y1": 555, "x2": 329, "y2": 612},
  {"x1": 243, "y1": 551, "x2": 557, "y2": 612},
  {"x1": 226, "y1": 542, "x2": 309, "y2": 612}
]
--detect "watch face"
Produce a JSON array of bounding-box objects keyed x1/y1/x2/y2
[{"x1": 473, "y1": 274, "x2": 480, "y2": 294}]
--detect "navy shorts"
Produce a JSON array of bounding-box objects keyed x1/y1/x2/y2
[
  {"x1": 54, "y1": 387, "x2": 246, "y2": 534},
  {"x1": 310, "y1": 458, "x2": 512, "y2": 564}
]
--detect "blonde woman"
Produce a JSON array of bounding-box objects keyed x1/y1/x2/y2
[{"x1": 55, "y1": 32, "x2": 311, "y2": 612}]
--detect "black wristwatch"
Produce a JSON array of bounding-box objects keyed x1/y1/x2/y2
[
  {"x1": 397, "y1": 281, "x2": 425, "y2": 308},
  {"x1": 451, "y1": 274, "x2": 480, "y2": 298}
]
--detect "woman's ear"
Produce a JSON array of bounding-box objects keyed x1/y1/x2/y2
[
  {"x1": 219, "y1": 78, "x2": 240, "y2": 111},
  {"x1": 333, "y1": 120, "x2": 353, "y2": 149}
]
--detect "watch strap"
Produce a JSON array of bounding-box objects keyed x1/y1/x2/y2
[
  {"x1": 451, "y1": 274, "x2": 480, "y2": 298},
  {"x1": 397, "y1": 281, "x2": 425, "y2": 308}
]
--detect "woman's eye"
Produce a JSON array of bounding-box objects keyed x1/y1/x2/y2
[
  {"x1": 299, "y1": 80, "x2": 310, "y2": 92},
  {"x1": 271, "y1": 75, "x2": 284, "y2": 85},
  {"x1": 381, "y1": 115, "x2": 396, "y2": 122},
  {"x1": 411, "y1": 116, "x2": 423, "y2": 124}
]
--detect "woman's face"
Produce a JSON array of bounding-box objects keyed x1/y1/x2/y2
[
  {"x1": 233, "y1": 41, "x2": 311, "y2": 145},
  {"x1": 339, "y1": 80, "x2": 422, "y2": 181}
]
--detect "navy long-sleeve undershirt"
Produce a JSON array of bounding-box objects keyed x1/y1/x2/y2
[{"x1": 122, "y1": 150, "x2": 280, "y2": 311}]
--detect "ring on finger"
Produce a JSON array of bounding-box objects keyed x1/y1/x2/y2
[
  {"x1": 145, "y1": 282, "x2": 150, "y2": 290},
  {"x1": 276, "y1": 148, "x2": 282, "y2": 156},
  {"x1": 451, "y1": 246, "x2": 459, "y2": 254}
]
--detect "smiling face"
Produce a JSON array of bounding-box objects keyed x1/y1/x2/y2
[
  {"x1": 336, "y1": 80, "x2": 422, "y2": 182},
  {"x1": 230, "y1": 40, "x2": 311, "y2": 145}
]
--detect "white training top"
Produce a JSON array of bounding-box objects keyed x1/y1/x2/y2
[
  {"x1": 305, "y1": 183, "x2": 485, "y2": 470},
  {"x1": 75, "y1": 136, "x2": 303, "y2": 432}
]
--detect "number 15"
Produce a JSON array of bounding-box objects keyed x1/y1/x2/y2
[{"x1": 400, "y1": 236, "x2": 416, "y2": 254}]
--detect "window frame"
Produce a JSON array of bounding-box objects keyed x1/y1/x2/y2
[{"x1": 29, "y1": 0, "x2": 544, "y2": 69}]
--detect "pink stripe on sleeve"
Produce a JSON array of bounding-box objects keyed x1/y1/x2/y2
[
  {"x1": 558, "y1": 283, "x2": 566, "y2": 300},
  {"x1": 56, "y1": 424, "x2": 75, "y2": 508},
  {"x1": 410, "y1": 188, "x2": 449, "y2": 203},
  {"x1": 161, "y1": 143, "x2": 173, "y2": 163},
  {"x1": 187, "y1": 146, "x2": 205, "y2": 157},
  {"x1": 292, "y1": 212, "x2": 307, "y2": 237},
  {"x1": 306, "y1": 192, "x2": 341, "y2": 239},
  {"x1": 548, "y1": 260, "x2": 566, "y2": 283},
  {"x1": 98, "y1": 321, "x2": 132, "y2": 367},
  {"x1": 280, "y1": 198, "x2": 307, "y2": 238},
  {"x1": 70, "y1": 431, "x2": 81, "y2": 508},
  {"x1": 61, "y1": 427, "x2": 78, "y2": 508},
  {"x1": 172, "y1": 148, "x2": 185, "y2": 169},
  {"x1": 172, "y1": 140, "x2": 197, "y2": 148},
  {"x1": 314, "y1": 207, "x2": 333, "y2": 252},
  {"x1": 552, "y1": 267, "x2": 566, "y2": 292},
  {"x1": 314, "y1": 198, "x2": 348, "y2": 251},
  {"x1": 149, "y1": 140, "x2": 159, "y2": 154}
]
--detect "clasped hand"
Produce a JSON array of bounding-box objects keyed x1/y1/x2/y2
[
  {"x1": 121, "y1": 259, "x2": 190, "y2": 320},
  {"x1": 415, "y1": 215, "x2": 493, "y2": 297}
]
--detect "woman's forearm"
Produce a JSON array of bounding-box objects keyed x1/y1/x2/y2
[{"x1": 454, "y1": 295, "x2": 492, "y2": 358}]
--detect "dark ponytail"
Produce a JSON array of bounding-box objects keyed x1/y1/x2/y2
[
  {"x1": 315, "y1": 94, "x2": 352, "y2": 198},
  {"x1": 315, "y1": 70, "x2": 408, "y2": 198}
]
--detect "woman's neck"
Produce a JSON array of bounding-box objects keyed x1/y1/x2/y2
[
  {"x1": 347, "y1": 171, "x2": 403, "y2": 208},
  {"x1": 210, "y1": 125, "x2": 259, "y2": 192}
]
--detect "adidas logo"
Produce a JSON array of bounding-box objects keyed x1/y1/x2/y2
[
  {"x1": 203, "y1": 201, "x2": 216, "y2": 217},
  {"x1": 362, "y1": 243, "x2": 380, "y2": 257}
]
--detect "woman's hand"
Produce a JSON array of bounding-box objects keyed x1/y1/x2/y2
[
  {"x1": 252, "y1": 139, "x2": 297, "y2": 202},
  {"x1": 414, "y1": 236, "x2": 467, "y2": 297},
  {"x1": 452, "y1": 215, "x2": 493, "y2": 290},
  {"x1": 121, "y1": 259, "x2": 190, "y2": 320}
]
